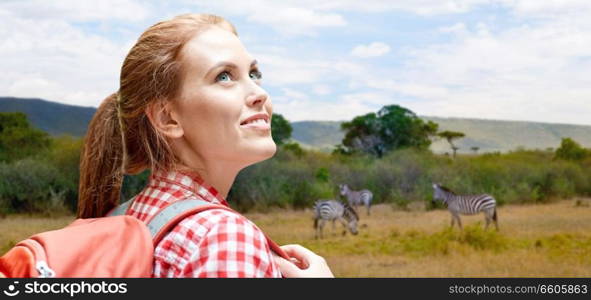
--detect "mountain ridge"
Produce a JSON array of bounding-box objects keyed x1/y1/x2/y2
[{"x1": 2, "y1": 97, "x2": 590, "y2": 153}]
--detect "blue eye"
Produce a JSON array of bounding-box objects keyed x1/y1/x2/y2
[
  {"x1": 249, "y1": 70, "x2": 262, "y2": 80},
  {"x1": 216, "y1": 71, "x2": 231, "y2": 82}
]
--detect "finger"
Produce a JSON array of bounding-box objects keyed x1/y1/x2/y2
[
  {"x1": 273, "y1": 256, "x2": 301, "y2": 278},
  {"x1": 279, "y1": 245, "x2": 313, "y2": 268},
  {"x1": 280, "y1": 244, "x2": 316, "y2": 260},
  {"x1": 284, "y1": 245, "x2": 320, "y2": 269},
  {"x1": 290, "y1": 257, "x2": 307, "y2": 269}
]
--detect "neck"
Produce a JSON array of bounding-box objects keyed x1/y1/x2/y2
[
  {"x1": 171, "y1": 139, "x2": 251, "y2": 199},
  {"x1": 343, "y1": 206, "x2": 358, "y2": 221},
  {"x1": 440, "y1": 189, "x2": 454, "y2": 202},
  {"x1": 176, "y1": 160, "x2": 242, "y2": 199}
]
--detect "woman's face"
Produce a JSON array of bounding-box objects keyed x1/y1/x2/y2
[{"x1": 172, "y1": 26, "x2": 276, "y2": 169}]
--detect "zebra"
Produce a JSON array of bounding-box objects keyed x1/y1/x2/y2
[
  {"x1": 432, "y1": 183, "x2": 499, "y2": 231},
  {"x1": 313, "y1": 200, "x2": 359, "y2": 239},
  {"x1": 339, "y1": 184, "x2": 373, "y2": 216}
]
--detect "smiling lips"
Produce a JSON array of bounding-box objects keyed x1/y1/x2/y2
[{"x1": 240, "y1": 114, "x2": 270, "y2": 130}]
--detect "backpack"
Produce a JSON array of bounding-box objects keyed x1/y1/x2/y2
[{"x1": 0, "y1": 199, "x2": 288, "y2": 278}]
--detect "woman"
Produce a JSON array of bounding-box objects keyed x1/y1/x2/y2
[{"x1": 77, "y1": 13, "x2": 333, "y2": 278}]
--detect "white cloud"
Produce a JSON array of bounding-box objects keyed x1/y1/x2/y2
[
  {"x1": 246, "y1": 7, "x2": 346, "y2": 35},
  {"x1": 312, "y1": 0, "x2": 591, "y2": 17},
  {"x1": 0, "y1": 0, "x2": 151, "y2": 22},
  {"x1": 500, "y1": 0, "x2": 591, "y2": 17},
  {"x1": 439, "y1": 22, "x2": 467, "y2": 35},
  {"x1": 186, "y1": 0, "x2": 346, "y2": 36},
  {"x1": 340, "y1": 92, "x2": 394, "y2": 107},
  {"x1": 313, "y1": 85, "x2": 332, "y2": 95},
  {"x1": 7, "y1": 77, "x2": 60, "y2": 100},
  {"x1": 0, "y1": 8, "x2": 131, "y2": 107},
  {"x1": 254, "y1": 53, "x2": 329, "y2": 86},
  {"x1": 6, "y1": 75, "x2": 109, "y2": 107},
  {"x1": 288, "y1": 0, "x2": 491, "y2": 15},
  {"x1": 351, "y1": 42, "x2": 391, "y2": 58},
  {"x1": 281, "y1": 88, "x2": 309, "y2": 100},
  {"x1": 273, "y1": 88, "x2": 395, "y2": 122},
  {"x1": 383, "y1": 15, "x2": 591, "y2": 125},
  {"x1": 273, "y1": 95, "x2": 373, "y2": 122},
  {"x1": 315, "y1": 0, "x2": 491, "y2": 16},
  {"x1": 253, "y1": 52, "x2": 369, "y2": 91},
  {"x1": 365, "y1": 80, "x2": 450, "y2": 100},
  {"x1": 189, "y1": 0, "x2": 494, "y2": 18}
]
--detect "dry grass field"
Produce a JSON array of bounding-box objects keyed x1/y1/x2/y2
[
  {"x1": 1, "y1": 198, "x2": 590, "y2": 277},
  {"x1": 249, "y1": 198, "x2": 591, "y2": 277}
]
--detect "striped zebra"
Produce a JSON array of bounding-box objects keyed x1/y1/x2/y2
[
  {"x1": 313, "y1": 200, "x2": 359, "y2": 239},
  {"x1": 339, "y1": 184, "x2": 373, "y2": 216},
  {"x1": 432, "y1": 183, "x2": 499, "y2": 230}
]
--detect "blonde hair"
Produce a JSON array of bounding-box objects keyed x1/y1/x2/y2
[{"x1": 78, "y1": 14, "x2": 237, "y2": 218}]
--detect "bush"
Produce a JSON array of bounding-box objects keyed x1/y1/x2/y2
[
  {"x1": 2, "y1": 134, "x2": 590, "y2": 214},
  {"x1": 227, "y1": 147, "x2": 591, "y2": 212},
  {"x1": 0, "y1": 158, "x2": 70, "y2": 214},
  {"x1": 555, "y1": 138, "x2": 588, "y2": 161},
  {"x1": 0, "y1": 112, "x2": 51, "y2": 163}
]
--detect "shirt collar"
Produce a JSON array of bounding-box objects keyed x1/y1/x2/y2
[{"x1": 150, "y1": 169, "x2": 230, "y2": 207}]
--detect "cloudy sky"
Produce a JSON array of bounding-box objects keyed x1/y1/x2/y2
[{"x1": 1, "y1": 0, "x2": 590, "y2": 125}]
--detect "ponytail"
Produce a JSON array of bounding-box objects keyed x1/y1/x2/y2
[{"x1": 77, "y1": 93, "x2": 125, "y2": 218}]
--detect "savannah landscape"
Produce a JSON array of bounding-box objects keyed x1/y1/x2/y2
[
  {"x1": 1, "y1": 198, "x2": 590, "y2": 277},
  {"x1": 1, "y1": 101, "x2": 591, "y2": 277},
  {"x1": 2, "y1": 0, "x2": 591, "y2": 282},
  {"x1": 254, "y1": 199, "x2": 591, "y2": 277}
]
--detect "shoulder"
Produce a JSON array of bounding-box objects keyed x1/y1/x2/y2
[
  {"x1": 181, "y1": 205, "x2": 260, "y2": 232},
  {"x1": 155, "y1": 204, "x2": 270, "y2": 257},
  {"x1": 164, "y1": 205, "x2": 262, "y2": 244},
  {"x1": 158, "y1": 205, "x2": 280, "y2": 277}
]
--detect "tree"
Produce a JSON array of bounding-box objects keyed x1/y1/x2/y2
[
  {"x1": 0, "y1": 112, "x2": 50, "y2": 162},
  {"x1": 339, "y1": 105, "x2": 438, "y2": 157},
  {"x1": 340, "y1": 112, "x2": 383, "y2": 156},
  {"x1": 282, "y1": 141, "x2": 305, "y2": 158},
  {"x1": 437, "y1": 130, "x2": 465, "y2": 158},
  {"x1": 470, "y1": 146, "x2": 480, "y2": 154},
  {"x1": 555, "y1": 137, "x2": 588, "y2": 161},
  {"x1": 271, "y1": 113, "x2": 292, "y2": 146}
]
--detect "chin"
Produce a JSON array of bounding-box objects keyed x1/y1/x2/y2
[
  {"x1": 242, "y1": 138, "x2": 277, "y2": 165},
  {"x1": 255, "y1": 138, "x2": 277, "y2": 160}
]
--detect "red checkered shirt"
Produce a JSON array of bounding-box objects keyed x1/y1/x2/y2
[{"x1": 126, "y1": 170, "x2": 282, "y2": 278}]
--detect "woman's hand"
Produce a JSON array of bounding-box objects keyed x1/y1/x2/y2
[{"x1": 274, "y1": 244, "x2": 334, "y2": 278}]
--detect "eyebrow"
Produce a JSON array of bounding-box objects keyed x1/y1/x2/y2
[{"x1": 205, "y1": 59, "x2": 259, "y2": 77}]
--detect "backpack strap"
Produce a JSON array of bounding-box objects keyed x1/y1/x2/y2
[
  {"x1": 144, "y1": 199, "x2": 291, "y2": 260},
  {"x1": 147, "y1": 199, "x2": 212, "y2": 243},
  {"x1": 107, "y1": 197, "x2": 136, "y2": 217}
]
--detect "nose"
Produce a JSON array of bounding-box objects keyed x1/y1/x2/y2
[{"x1": 246, "y1": 84, "x2": 269, "y2": 107}]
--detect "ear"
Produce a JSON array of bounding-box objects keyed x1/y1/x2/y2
[{"x1": 145, "y1": 100, "x2": 184, "y2": 139}]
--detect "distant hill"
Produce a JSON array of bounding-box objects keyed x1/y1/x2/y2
[
  {"x1": 291, "y1": 117, "x2": 591, "y2": 154},
  {"x1": 424, "y1": 116, "x2": 591, "y2": 154},
  {"x1": 290, "y1": 121, "x2": 343, "y2": 151},
  {"x1": 0, "y1": 97, "x2": 95, "y2": 137},
  {"x1": 2, "y1": 97, "x2": 590, "y2": 153}
]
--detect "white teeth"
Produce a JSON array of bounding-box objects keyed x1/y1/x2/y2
[{"x1": 245, "y1": 118, "x2": 266, "y2": 125}]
